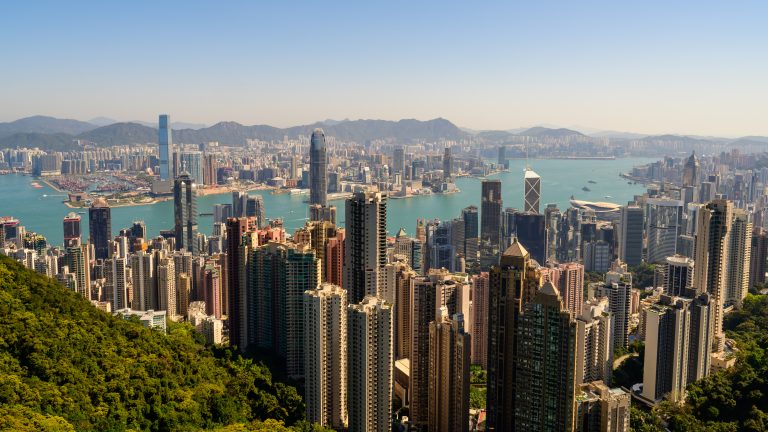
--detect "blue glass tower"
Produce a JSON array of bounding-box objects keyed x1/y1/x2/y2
[{"x1": 159, "y1": 114, "x2": 172, "y2": 180}]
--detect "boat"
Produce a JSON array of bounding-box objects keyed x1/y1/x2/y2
[
  {"x1": 30, "y1": 182, "x2": 43, "y2": 189},
  {"x1": 588, "y1": 180, "x2": 597, "y2": 184},
  {"x1": 582, "y1": 186, "x2": 591, "y2": 192},
  {"x1": 605, "y1": 195, "x2": 612, "y2": 198}
]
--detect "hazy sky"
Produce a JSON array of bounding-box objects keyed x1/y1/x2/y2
[{"x1": 1, "y1": 1, "x2": 766, "y2": 136}]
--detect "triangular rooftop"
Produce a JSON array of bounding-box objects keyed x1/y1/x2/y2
[{"x1": 502, "y1": 238, "x2": 529, "y2": 258}]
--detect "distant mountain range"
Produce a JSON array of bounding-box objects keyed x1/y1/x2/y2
[{"x1": 0, "y1": 115, "x2": 765, "y2": 152}]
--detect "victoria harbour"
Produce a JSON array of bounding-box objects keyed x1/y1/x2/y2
[{"x1": 1, "y1": 157, "x2": 652, "y2": 246}]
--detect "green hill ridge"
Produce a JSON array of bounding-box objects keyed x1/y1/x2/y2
[{"x1": 0, "y1": 255, "x2": 328, "y2": 432}]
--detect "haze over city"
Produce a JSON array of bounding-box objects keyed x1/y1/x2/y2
[{"x1": 1, "y1": 1, "x2": 766, "y2": 136}]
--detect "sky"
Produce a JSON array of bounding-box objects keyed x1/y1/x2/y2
[{"x1": 0, "y1": 1, "x2": 766, "y2": 136}]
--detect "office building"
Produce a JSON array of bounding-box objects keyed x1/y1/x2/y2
[
  {"x1": 619, "y1": 205, "x2": 643, "y2": 266},
  {"x1": 682, "y1": 151, "x2": 700, "y2": 188},
  {"x1": 179, "y1": 151, "x2": 203, "y2": 185},
  {"x1": 480, "y1": 179, "x2": 502, "y2": 249},
  {"x1": 89, "y1": 198, "x2": 112, "y2": 260},
  {"x1": 245, "y1": 194, "x2": 267, "y2": 228},
  {"x1": 462, "y1": 205, "x2": 479, "y2": 266},
  {"x1": 65, "y1": 242, "x2": 90, "y2": 300},
  {"x1": 486, "y1": 239, "x2": 541, "y2": 431},
  {"x1": 158, "y1": 114, "x2": 172, "y2": 181},
  {"x1": 304, "y1": 283, "x2": 348, "y2": 430},
  {"x1": 514, "y1": 282, "x2": 577, "y2": 431},
  {"x1": 62, "y1": 212, "x2": 81, "y2": 246},
  {"x1": 428, "y1": 309, "x2": 470, "y2": 432},
  {"x1": 645, "y1": 198, "x2": 683, "y2": 263},
  {"x1": 524, "y1": 168, "x2": 541, "y2": 214},
  {"x1": 443, "y1": 147, "x2": 453, "y2": 179},
  {"x1": 343, "y1": 191, "x2": 387, "y2": 304},
  {"x1": 310, "y1": 128, "x2": 328, "y2": 207},
  {"x1": 393, "y1": 146, "x2": 405, "y2": 180},
  {"x1": 515, "y1": 211, "x2": 547, "y2": 264},
  {"x1": 173, "y1": 173, "x2": 198, "y2": 255},
  {"x1": 347, "y1": 296, "x2": 393, "y2": 432},
  {"x1": 664, "y1": 255, "x2": 694, "y2": 297}
]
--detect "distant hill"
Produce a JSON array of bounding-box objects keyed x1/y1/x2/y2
[
  {"x1": 517, "y1": 126, "x2": 586, "y2": 138},
  {"x1": 0, "y1": 116, "x2": 466, "y2": 148},
  {"x1": 0, "y1": 115, "x2": 96, "y2": 138},
  {"x1": 0, "y1": 132, "x2": 79, "y2": 151},
  {"x1": 0, "y1": 254, "x2": 323, "y2": 432}
]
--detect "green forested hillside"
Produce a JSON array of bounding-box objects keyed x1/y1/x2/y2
[{"x1": 0, "y1": 255, "x2": 328, "y2": 432}]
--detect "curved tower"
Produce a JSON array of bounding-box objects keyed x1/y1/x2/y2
[{"x1": 310, "y1": 128, "x2": 328, "y2": 206}]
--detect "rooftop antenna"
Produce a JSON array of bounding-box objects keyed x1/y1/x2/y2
[{"x1": 525, "y1": 141, "x2": 530, "y2": 171}]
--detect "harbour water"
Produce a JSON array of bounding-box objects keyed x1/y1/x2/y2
[{"x1": 0, "y1": 158, "x2": 654, "y2": 247}]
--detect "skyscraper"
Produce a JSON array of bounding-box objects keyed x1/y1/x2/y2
[
  {"x1": 619, "y1": 205, "x2": 643, "y2": 266},
  {"x1": 304, "y1": 283, "x2": 348, "y2": 430},
  {"x1": 343, "y1": 191, "x2": 387, "y2": 304},
  {"x1": 443, "y1": 147, "x2": 453, "y2": 179},
  {"x1": 179, "y1": 151, "x2": 204, "y2": 185},
  {"x1": 497, "y1": 146, "x2": 506, "y2": 167},
  {"x1": 65, "y1": 242, "x2": 91, "y2": 300},
  {"x1": 393, "y1": 146, "x2": 406, "y2": 180},
  {"x1": 310, "y1": 128, "x2": 328, "y2": 207},
  {"x1": 514, "y1": 211, "x2": 547, "y2": 264},
  {"x1": 173, "y1": 173, "x2": 198, "y2": 255},
  {"x1": 524, "y1": 168, "x2": 541, "y2": 214},
  {"x1": 480, "y1": 179, "x2": 502, "y2": 249},
  {"x1": 226, "y1": 217, "x2": 250, "y2": 351},
  {"x1": 428, "y1": 309, "x2": 470, "y2": 432},
  {"x1": 462, "y1": 205, "x2": 479, "y2": 266},
  {"x1": 644, "y1": 198, "x2": 683, "y2": 263},
  {"x1": 661, "y1": 254, "x2": 693, "y2": 297},
  {"x1": 514, "y1": 282, "x2": 577, "y2": 431},
  {"x1": 347, "y1": 296, "x2": 393, "y2": 432},
  {"x1": 158, "y1": 114, "x2": 172, "y2": 181},
  {"x1": 89, "y1": 198, "x2": 112, "y2": 260},
  {"x1": 486, "y1": 239, "x2": 541, "y2": 431},
  {"x1": 62, "y1": 212, "x2": 81, "y2": 247},
  {"x1": 693, "y1": 199, "x2": 731, "y2": 352},
  {"x1": 682, "y1": 151, "x2": 700, "y2": 188},
  {"x1": 245, "y1": 194, "x2": 267, "y2": 228}
]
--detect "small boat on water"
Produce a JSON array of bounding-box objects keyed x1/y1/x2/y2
[
  {"x1": 582, "y1": 186, "x2": 591, "y2": 192},
  {"x1": 588, "y1": 180, "x2": 597, "y2": 184},
  {"x1": 30, "y1": 182, "x2": 43, "y2": 189}
]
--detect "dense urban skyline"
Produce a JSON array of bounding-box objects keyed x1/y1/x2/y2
[{"x1": 1, "y1": 1, "x2": 767, "y2": 136}]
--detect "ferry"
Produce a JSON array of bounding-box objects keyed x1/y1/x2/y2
[{"x1": 30, "y1": 182, "x2": 43, "y2": 189}]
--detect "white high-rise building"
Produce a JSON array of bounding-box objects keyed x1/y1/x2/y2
[
  {"x1": 645, "y1": 198, "x2": 683, "y2": 263},
  {"x1": 304, "y1": 283, "x2": 348, "y2": 430},
  {"x1": 157, "y1": 256, "x2": 177, "y2": 318},
  {"x1": 347, "y1": 296, "x2": 393, "y2": 432},
  {"x1": 524, "y1": 168, "x2": 541, "y2": 214}
]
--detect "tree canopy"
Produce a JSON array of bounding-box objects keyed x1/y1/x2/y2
[{"x1": 0, "y1": 255, "x2": 329, "y2": 431}]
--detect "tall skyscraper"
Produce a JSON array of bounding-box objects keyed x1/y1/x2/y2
[
  {"x1": 89, "y1": 198, "x2": 112, "y2": 260},
  {"x1": 597, "y1": 277, "x2": 632, "y2": 351},
  {"x1": 105, "y1": 257, "x2": 128, "y2": 311},
  {"x1": 179, "y1": 151, "x2": 204, "y2": 185},
  {"x1": 693, "y1": 199, "x2": 731, "y2": 352},
  {"x1": 344, "y1": 191, "x2": 387, "y2": 304},
  {"x1": 497, "y1": 146, "x2": 506, "y2": 167},
  {"x1": 304, "y1": 283, "x2": 348, "y2": 430},
  {"x1": 157, "y1": 256, "x2": 177, "y2": 318},
  {"x1": 443, "y1": 147, "x2": 453, "y2": 179},
  {"x1": 514, "y1": 282, "x2": 577, "y2": 431},
  {"x1": 619, "y1": 205, "x2": 643, "y2": 266},
  {"x1": 725, "y1": 209, "x2": 751, "y2": 307},
  {"x1": 682, "y1": 151, "x2": 700, "y2": 188},
  {"x1": 480, "y1": 179, "x2": 502, "y2": 249},
  {"x1": 524, "y1": 168, "x2": 541, "y2": 214},
  {"x1": 62, "y1": 212, "x2": 81, "y2": 246},
  {"x1": 462, "y1": 205, "x2": 479, "y2": 266},
  {"x1": 245, "y1": 194, "x2": 267, "y2": 228},
  {"x1": 226, "y1": 217, "x2": 250, "y2": 351},
  {"x1": 173, "y1": 173, "x2": 198, "y2": 255},
  {"x1": 393, "y1": 146, "x2": 406, "y2": 180},
  {"x1": 130, "y1": 250, "x2": 154, "y2": 311},
  {"x1": 428, "y1": 309, "x2": 470, "y2": 432},
  {"x1": 310, "y1": 128, "x2": 328, "y2": 207},
  {"x1": 645, "y1": 198, "x2": 683, "y2": 263},
  {"x1": 514, "y1": 211, "x2": 547, "y2": 264},
  {"x1": 347, "y1": 296, "x2": 393, "y2": 432},
  {"x1": 486, "y1": 239, "x2": 541, "y2": 431},
  {"x1": 158, "y1": 114, "x2": 172, "y2": 181},
  {"x1": 65, "y1": 242, "x2": 91, "y2": 300},
  {"x1": 664, "y1": 255, "x2": 694, "y2": 297}
]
